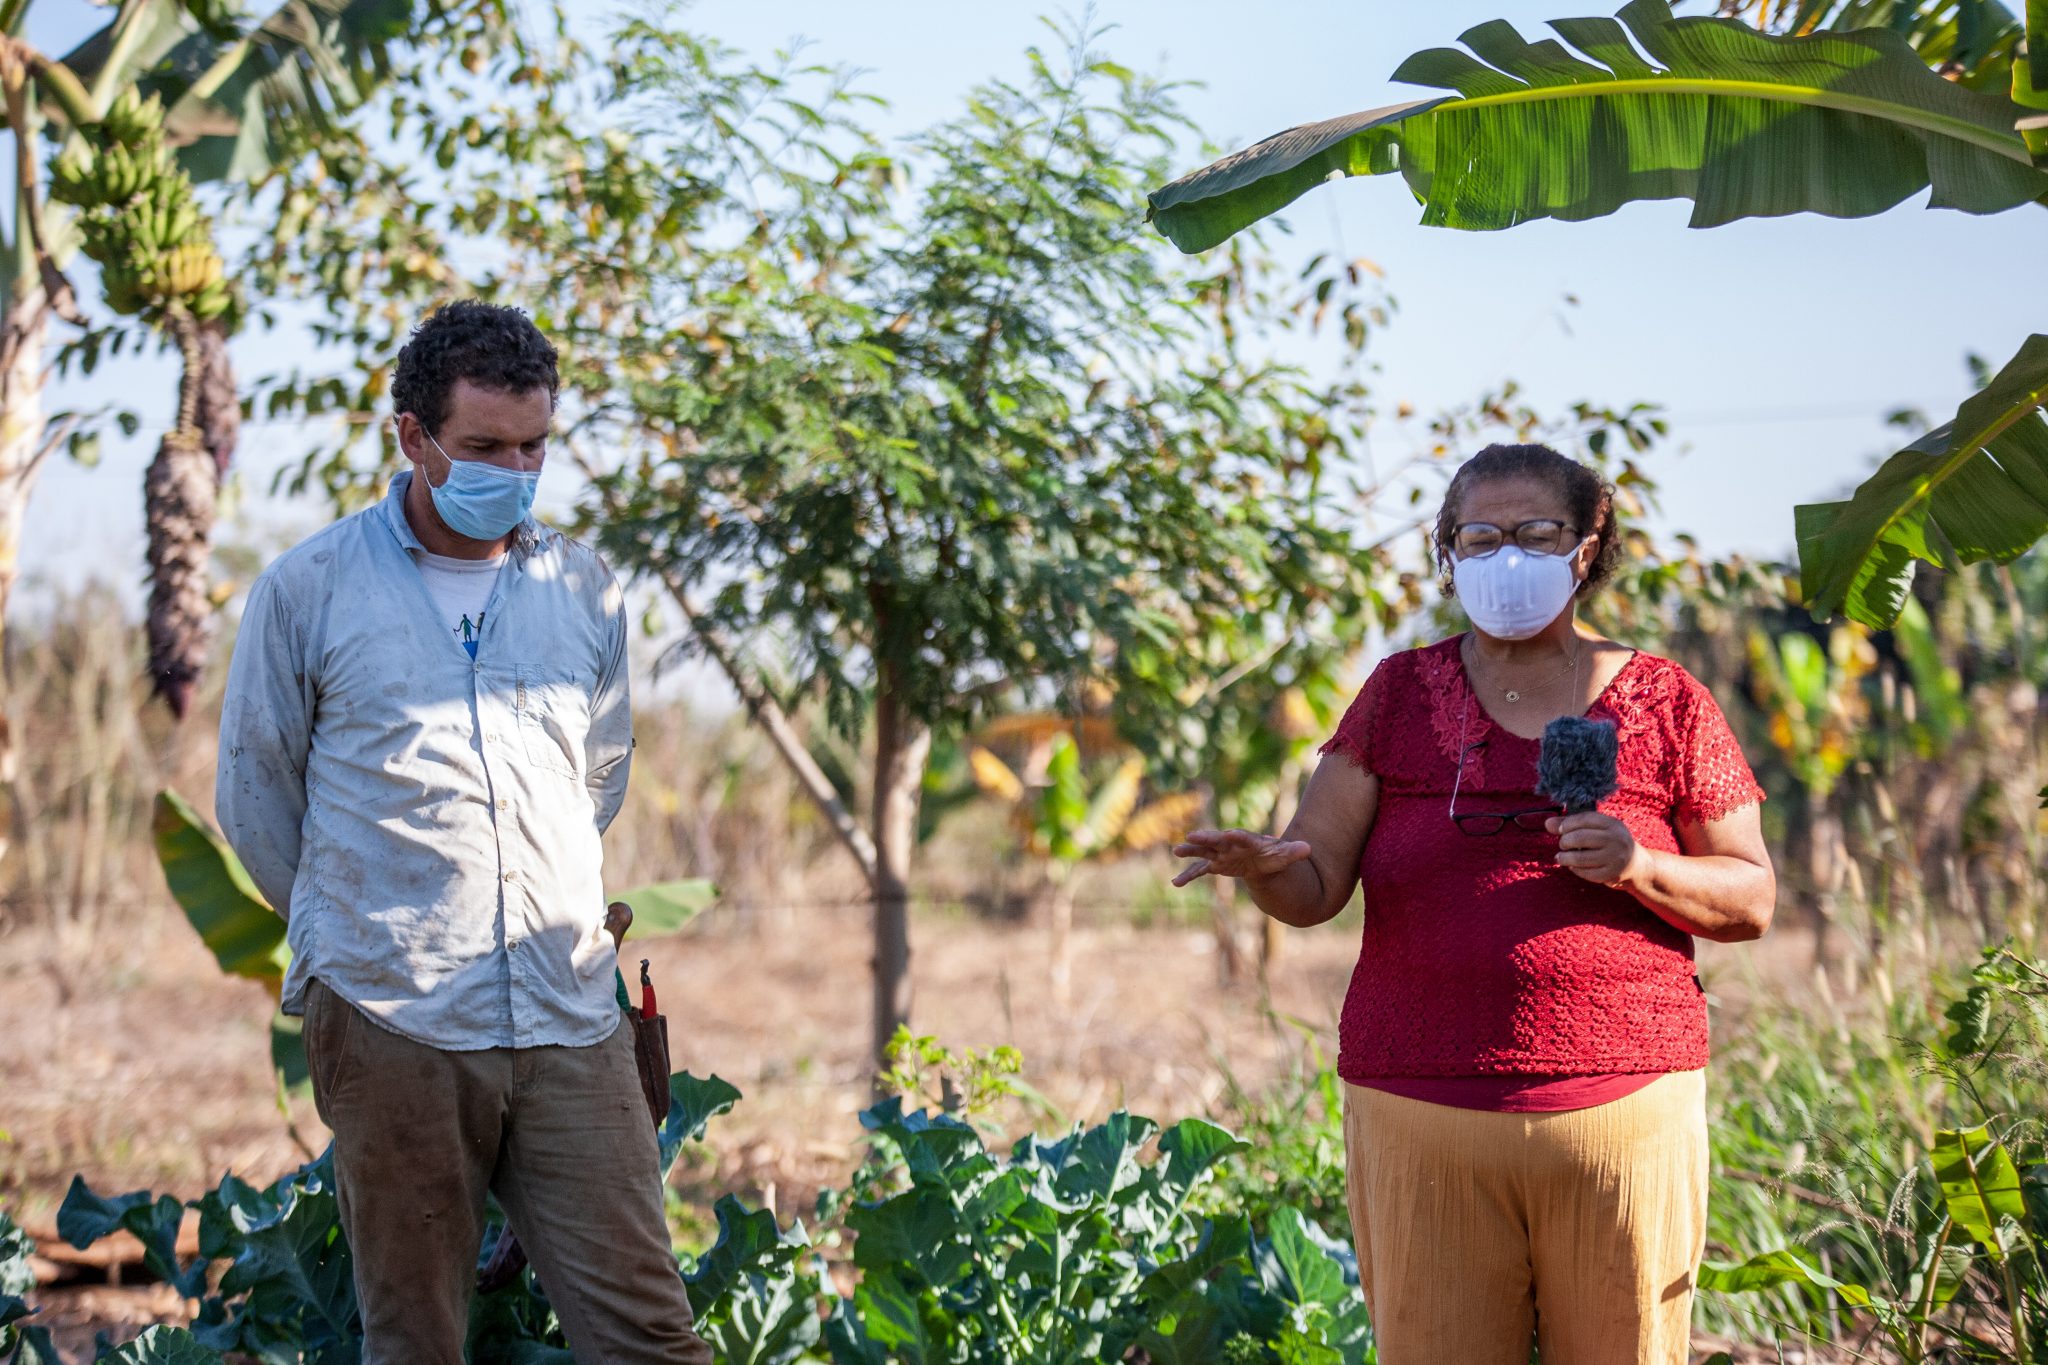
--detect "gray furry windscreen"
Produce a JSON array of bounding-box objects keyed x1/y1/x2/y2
[{"x1": 1536, "y1": 716, "x2": 1619, "y2": 815}]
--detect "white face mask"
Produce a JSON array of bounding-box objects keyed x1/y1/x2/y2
[{"x1": 1451, "y1": 540, "x2": 1588, "y2": 640}]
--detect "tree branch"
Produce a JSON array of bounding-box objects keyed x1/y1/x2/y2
[{"x1": 576, "y1": 450, "x2": 881, "y2": 888}]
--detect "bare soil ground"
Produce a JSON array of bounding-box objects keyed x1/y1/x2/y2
[{"x1": 0, "y1": 898, "x2": 1822, "y2": 1361}]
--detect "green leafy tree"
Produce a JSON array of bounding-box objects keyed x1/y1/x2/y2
[
  {"x1": 1144, "y1": 0, "x2": 2048, "y2": 630},
  {"x1": 488, "y1": 19, "x2": 1382, "y2": 1069}
]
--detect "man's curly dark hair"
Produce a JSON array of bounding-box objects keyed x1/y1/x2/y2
[{"x1": 391, "y1": 300, "x2": 560, "y2": 436}]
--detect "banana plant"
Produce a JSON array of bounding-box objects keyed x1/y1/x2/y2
[
  {"x1": 1745, "y1": 624, "x2": 1875, "y2": 935},
  {"x1": 0, "y1": 3, "x2": 517, "y2": 880},
  {"x1": 968, "y1": 732, "x2": 1203, "y2": 1008},
  {"x1": 1145, "y1": 0, "x2": 2048, "y2": 630}
]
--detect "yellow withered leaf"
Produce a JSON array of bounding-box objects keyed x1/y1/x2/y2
[
  {"x1": 967, "y1": 745, "x2": 1025, "y2": 803},
  {"x1": 1120, "y1": 792, "x2": 1207, "y2": 851}
]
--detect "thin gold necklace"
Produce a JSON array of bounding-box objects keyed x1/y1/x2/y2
[{"x1": 1466, "y1": 634, "x2": 1582, "y2": 704}]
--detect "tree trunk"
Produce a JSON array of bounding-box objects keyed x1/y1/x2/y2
[
  {"x1": 1211, "y1": 873, "x2": 1243, "y2": 985},
  {"x1": 1047, "y1": 864, "x2": 1074, "y2": 1012},
  {"x1": 0, "y1": 290, "x2": 50, "y2": 873},
  {"x1": 870, "y1": 680, "x2": 930, "y2": 1074},
  {"x1": 1803, "y1": 789, "x2": 1845, "y2": 967},
  {"x1": 1259, "y1": 754, "x2": 1307, "y2": 979},
  {"x1": 145, "y1": 319, "x2": 223, "y2": 719}
]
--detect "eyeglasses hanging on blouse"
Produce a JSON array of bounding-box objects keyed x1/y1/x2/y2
[{"x1": 1448, "y1": 702, "x2": 1563, "y2": 837}]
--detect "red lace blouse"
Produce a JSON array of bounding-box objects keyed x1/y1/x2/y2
[{"x1": 1319, "y1": 636, "x2": 1764, "y2": 1092}]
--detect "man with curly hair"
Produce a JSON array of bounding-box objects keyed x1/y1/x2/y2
[{"x1": 216, "y1": 300, "x2": 712, "y2": 1363}]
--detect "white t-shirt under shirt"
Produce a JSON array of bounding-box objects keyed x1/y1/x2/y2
[{"x1": 416, "y1": 549, "x2": 505, "y2": 659}]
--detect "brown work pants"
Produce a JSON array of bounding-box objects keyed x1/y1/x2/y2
[{"x1": 303, "y1": 979, "x2": 712, "y2": 1365}]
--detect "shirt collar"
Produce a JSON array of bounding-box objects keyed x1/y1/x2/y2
[{"x1": 382, "y1": 469, "x2": 544, "y2": 557}]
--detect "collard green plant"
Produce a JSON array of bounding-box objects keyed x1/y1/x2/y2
[
  {"x1": 0, "y1": 1209, "x2": 58, "y2": 1364},
  {"x1": 49, "y1": 1075, "x2": 1377, "y2": 1364}
]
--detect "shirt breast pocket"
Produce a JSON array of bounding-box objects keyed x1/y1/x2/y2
[{"x1": 516, "y1": 666, "x2": 588, "y2": 779}]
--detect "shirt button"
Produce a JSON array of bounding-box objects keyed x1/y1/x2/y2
[
  {"x1": 509, "y1": 938, "x2": 520, "y2": 952},
  {"x1": 496, "y1": 798, "x2": 509, "y2": 811},
  {"x1": 503, "y1": 870, "x2": 517, "y2": 883}
]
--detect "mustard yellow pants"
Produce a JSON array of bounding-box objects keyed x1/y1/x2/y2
[{"x1": 1341, "y1": 1070, "x2": 1709, "y2": 1365}]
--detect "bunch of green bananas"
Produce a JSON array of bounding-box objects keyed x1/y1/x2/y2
[
  {"x1": 48, "y1": 87, "x2": 235, "y2": 321},
  {"x1": 101, "y1": 87, "x2": 164, "y2": 147}
]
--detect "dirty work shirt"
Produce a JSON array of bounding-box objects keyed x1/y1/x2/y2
[
  {"x1": 416, "y1": 549, "x2": 504, "y2": 661},
  {"x1": 214, "y1": 470, "x2": 633, "y2": 1051}
]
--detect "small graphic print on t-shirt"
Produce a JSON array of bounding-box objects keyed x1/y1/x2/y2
[{"x1": 415, "y1": 550, "x2": 505, "y2": 661}]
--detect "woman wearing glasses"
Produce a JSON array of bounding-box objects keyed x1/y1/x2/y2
[{"x1": 1173, "y1": 442, "x2": 1774, "y2": 1365}]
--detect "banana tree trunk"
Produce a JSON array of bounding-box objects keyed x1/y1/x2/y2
[
  {"x1": 0, "y1": 289, "x2": 50, "y2": 872},
  {"x1": 144, "y1": 318, "x2": 223, "y2": 718},
  {"x1": 870, "y1": 675, "x2": 930, "y2": 1073}
]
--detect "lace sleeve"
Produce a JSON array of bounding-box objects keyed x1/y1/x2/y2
[
  {"x1": 1319, "y1": 655, "x2": 1396, "y2": 774},
  {"x1": 1675, "y1": 672, "x2": 1766, "y2": 826}
]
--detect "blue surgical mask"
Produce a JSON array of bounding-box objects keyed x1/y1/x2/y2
[{"x1": 420, "y1": 429, "x2": 540, "y2": 541}]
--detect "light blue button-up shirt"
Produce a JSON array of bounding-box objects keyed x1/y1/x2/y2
[{"x1": 216, "y1": 472, "x2": 633, "y2": 1050}]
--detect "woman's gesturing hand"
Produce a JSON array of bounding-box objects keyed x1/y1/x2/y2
[
  {"x1": 1170, "y1": 828, "x2": 1314, "y2": 888},
  {"x1": 1546, "y1": 812, "x2": 1646, "y2": 888}
]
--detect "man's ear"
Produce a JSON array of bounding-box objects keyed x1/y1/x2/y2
[{"x1": 395, "y1": 412, "x2": 431, "y2": 467}]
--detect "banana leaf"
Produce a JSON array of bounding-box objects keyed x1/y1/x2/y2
[
  {"x1": 611, "y1": 878, "x2": 718, "y2": 937},
  {"x1": 153, "y1": 789, "x2": 287, "y2": 987},
  {"x1": 1932, "y1": 1123, "x2": 2029, "y2": 1260},
  {"x1": 1147, "y1": 0, "x2": 2048, "y2": 253},
  {"x1": 1797, "y1": 332, "x2": 2048, "y2": 626},
  {"x1": 54, "y1": 1, "x2": 507, "y2": 184}
]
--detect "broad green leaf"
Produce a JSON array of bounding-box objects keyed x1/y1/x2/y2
[
  {"x1": 1798, "y1": 333, "x2": 2048, "y2": 626},
  {"x1": 1, "y1": 1309, "x2": 62, "y2": 1365},
  {"x1": 270, "y1": 1010, "x2": 310, "y2": 1093},
  {"x1": 198, "y1": 1158, "x2": 355, "y2": 1339},
  {"x1": 611, "y1": 879, "x2": 718, "y2": 937},
  {"x1": 1148, "y1": 1, "x2": 2048, "y2": 252},
  {"x1": 1136, "y1": 1213, "x2": 1254, "y2": 1315},
  {"x1": 1266, "y1": 1206, "x2": 1351, "y2": 1310},
  {"x1": 1933, "y1": 1124, "x2": 2028, "y2": 1260},
  {"x1": 1890, "y1": 595, "x2": 1968, "y2": 742},
  {"x1": 658, "y1": 1073, "x2": 743, "y2": 1176},
  {"x1": 56, "y1": 1179, "x2": 196, "y2": 1296},
  {"x1": 1698, "y1": 1247, "x2": 1878, "y2": 1307},
  {"x1": 1155, "y1": 1118, "x2": 1253, "y2": 1208},
  {"x1": 699, "y1": 1262, "x2": 824, "y2": 1365},
  {"x1": 57, "y1": 1, "x2": 479, "y2": 185},
  {"x1": 1944, "y1": 983, "x2": 1997, "y2": 1056},
  {"x1": 682, "y1": 1195, "x2": 811, "y2": 1317},
  {"x1": 1037, "y1": 733, "x2": 1091, "y2": 862},
  {"x1": 847, "y1": 1271, "x2": 933, "y2": 1364},
  {"x1": 153, "y1": 790, "x2": 286, "y2": 987},
  {"x1": 94, "y1": 1326, "x2": 226, "y2": 1364}
]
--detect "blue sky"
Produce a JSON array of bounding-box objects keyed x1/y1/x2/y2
[{"x1": 18, "y1": 0, "x2": 2045, "y2": 610}]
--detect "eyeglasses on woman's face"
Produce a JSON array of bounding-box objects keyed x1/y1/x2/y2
[
  {"x1": 1448, "y1": 739, "x2": 1563, "y2": 837},
  {"x1": 1451, "y1": 518, "x2": 1578, "y2": 560}
]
